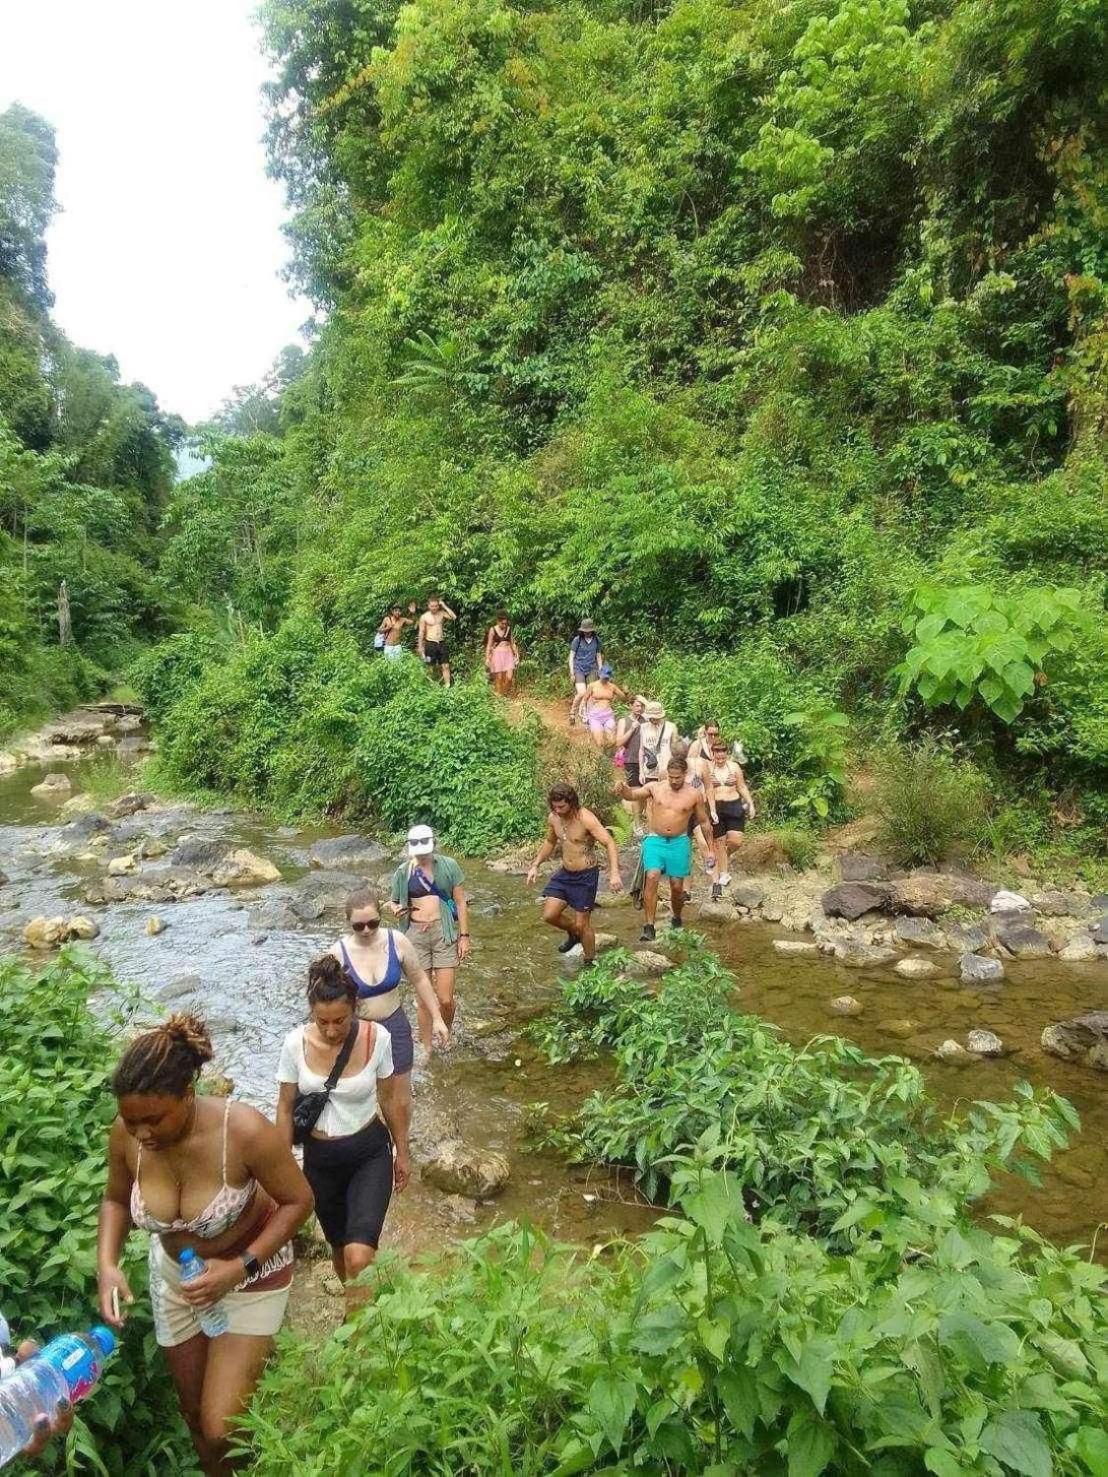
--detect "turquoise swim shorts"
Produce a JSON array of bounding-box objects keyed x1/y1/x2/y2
[{"x1": 641, "y1": 831, "x2": 693, "y2": 879}]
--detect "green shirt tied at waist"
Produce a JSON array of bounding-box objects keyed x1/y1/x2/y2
[{"x1": 390, "y1": 855, "x2": 465, "y2": 945}]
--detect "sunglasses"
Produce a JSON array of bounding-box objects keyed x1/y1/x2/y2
[{"x1": 351, "y1": 918, "x2": 380, "y2": 933}]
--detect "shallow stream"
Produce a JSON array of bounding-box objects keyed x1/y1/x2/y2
[{"x1": 0, "y1": 755, "x2": 1104, "y2": 1282}]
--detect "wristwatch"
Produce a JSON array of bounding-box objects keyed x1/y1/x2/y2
[{"x1": 241, "y1": 1252, "x2": 261, "y2": 1280}]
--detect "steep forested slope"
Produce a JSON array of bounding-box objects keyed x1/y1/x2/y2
[
  {"x1": 0, "y1": 103, "x2": 182, "y2": 734},
  {"x1": 150, "y1": 0, "x2": 1106, "y2": 850}
]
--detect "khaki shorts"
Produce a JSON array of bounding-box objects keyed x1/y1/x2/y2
[
  {"x1": 409, "y1": 917, "x2": 458, "y2": 971},
  {"x1": 148, "y1": 1237, "x2": 292, "y2": 1347}
]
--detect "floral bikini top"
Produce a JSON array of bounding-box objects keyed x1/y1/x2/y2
[{"x1": 130, "y1": 1098, "x2": 256, "y2": 1239}]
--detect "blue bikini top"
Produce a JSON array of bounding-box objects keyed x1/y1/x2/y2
[{"x1": 339, "y1": 931, "x2": 403, "y2": 999}]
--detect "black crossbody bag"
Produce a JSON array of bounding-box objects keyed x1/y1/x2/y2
[{"x1": 292, "y1": 1021, "x2": 359, "y2": 1145}]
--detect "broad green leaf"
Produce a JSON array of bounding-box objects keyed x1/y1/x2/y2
[
  {"x1": 786, "y1": 1412, "x2": 836, "y2": 1477},
  {"x1": 979, "y1": 1410, "x2": 1051, "y2": 1477},
  {"x1": 938, "y1": 1311, "x2": 1020, "y2": 1369},
  {"x1": 718, "y1": 1367, "x2": 759, "y2": 1439},
  {"x1": 588, "y1": 1373, "x2": 637, "y2": 1456},
  {"x1": 1074, "y1": 1426, "x2": 1108, "y2": 1475}
]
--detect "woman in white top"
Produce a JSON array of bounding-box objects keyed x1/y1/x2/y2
[{"x1": 276, "y1": 956, "x2": 407, "y2": 1311}]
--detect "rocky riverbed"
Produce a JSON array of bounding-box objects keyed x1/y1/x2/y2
[{"x1": 1, "y1": 709, "x2": 1106, "y2": 1328}]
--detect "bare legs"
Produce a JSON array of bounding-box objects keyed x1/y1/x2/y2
[
  {"x1": 713, "y1": 830, "x2": 742, "y2": 882},
  {"x1": 418, "y1": 969, "x2": 457, "y2": 1052},
  {"x1": 330, "y1": 1242, "x2": 377, "y2": 1316},
  {"x1": 569, "y1": 680, "x2": 588, "y2": 726},
  {"x1": 164, "y1": 1332, "x2": 273, "y2": 1476},
  {"x1": 642, "y1": 871, "x2": 686, "y2": 929},
  {"x1": 541, "y1": 896, "x2": 595, "y2": 961}
]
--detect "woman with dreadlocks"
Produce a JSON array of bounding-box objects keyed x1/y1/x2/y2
[{"x1": 96, "y1": 1014, "x2": 312, "y2": 1477}]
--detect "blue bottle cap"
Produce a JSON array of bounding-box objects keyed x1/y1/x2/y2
[
  {"x1": 179, "y1": 1248, "x2": 197, "y2": 1265},
  {"x1": 89, "y1": 1325, "x2": 116, "y2": 1359}
]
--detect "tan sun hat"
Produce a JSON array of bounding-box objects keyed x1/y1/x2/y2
[{"x1": 643, "y1": 700, "x2": 665, "y2": 720}]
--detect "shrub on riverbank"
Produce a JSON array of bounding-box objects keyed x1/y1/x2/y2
[
  {"x1": 0, "y1": 951, "x2": 192, "y2": 1473},
  {"x1": 142, "y1": 615, "x2": 544, "y2": 853},
  {"x1": 531, "y1": 945, "x2": 1075, "y2": 1242}
]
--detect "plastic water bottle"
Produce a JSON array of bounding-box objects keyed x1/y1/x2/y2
[
  {"x1": 178, "y1": 1250, "x2": 229, "y2": 1337},
  {"x1": 0, "y1": 1325, "x2": 116, "y2": 1467}
]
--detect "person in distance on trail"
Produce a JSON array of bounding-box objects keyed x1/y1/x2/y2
[
  {"x1": 98, "y1": 1015, "x2": 313, "y2": 1477},
  {"x1": 377, "y1": 601, "x2": 417, "y2": 661},
  {"x1": 388, "y1": 827, "x2": 469, "y2": 1065},
  {"x1": 616, "y1": 756, "x2": 713, "y2": 942},
  {"x1": 276, "y1": 957, "x2": 410, "y2": 1314},
  {"x1": 484, "y1": 609, "x2": 521, "y2": 696},
  {"x1": 687, "y1": 717, "x2": 723, "y2": 764},
  {"x1": 701, "y1": 737, "x2": 756, "y2": 895},
  {"x1": 418, "y1": 593, "x2": 457, "y2": 686},
  {"x1": 526, "y1": 783, "x2": 622, "y2": 962},
  {"x1": 331, "y1": 886, "x2": 449, "y2": 1127},
  {"x1": 583, "y1": 664, "x2": 628, "y2": 749},
  {"x1": 567, "y1": 618, "x2": 603, "y2": 727},
  {"x1": 636, "y1": 700, "x2": 678, "y2": 786}
]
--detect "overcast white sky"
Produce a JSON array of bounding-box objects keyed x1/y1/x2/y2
[{"x1": 0, "y1": 0, "x2": 311, "y2": 423}]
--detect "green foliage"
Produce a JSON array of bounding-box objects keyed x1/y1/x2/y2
[
  {"x1": 895, "y1": 584, "x2": 1094, "y2": 724},
  {"x1": 0, "y1": 952, "x2": 192, "y2": 1472},
  {"x1": 128, "y1": 628, "x2": 231, "y2": 726},
  {"x1": 873, "y1": 738, "x2": 991, "y2": 865},
  {"x1": 150, "y1": 618, "x2": 543, "y2": 852},
  {"x1": 245, "y1": 948, "x2": 1107, "y2": 1474},
  {"x1": 530, "y1": 944, "x2": 1071, "y2": 1231}
]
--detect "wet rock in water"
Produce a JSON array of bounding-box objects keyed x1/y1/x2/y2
[
  {"x1": 139, "y1": 837, "x2": 168, "y2": 859},
  {"x1": 146, "y1": 916, "x2": 166, "y2": 936},
  {"x1": 880, "y1": 1018, "x2": 918, "y2": 1040},
  {"x1": 731, "y1": 883, "x2": 765, "y2": 911},
  {"x1": 23, "y1": 914, "x2": 98, "y2": 948},
  {"x1": 596, "y1": 890, "x2": 631, "y2": 909},
  {"x1": 211, "y1": 849, "x2": 281, "y2": 887},
  {"x1": 1092, "y1": 917, "x2": 1108, "y2": 946},
  {"x1": 996, "y1": 922, "x2": 1053, "y2": 960},
  {"x1": 935, "y1": 1039, "x2": 970, "y2": 1063},
  {"x1": 114, "y1": 714, "x2": 143, "y2": 734},
  {"x1": 894, "y1": 916, "x2": 945, "y2": 950},
  {"x1": 960, "y1": 953, "x2": 1004, "y2": 984},
  {"x1": 966, "y1": 1029, "x2": 1004, "y2": 1056},
  {"x1": 625, "y1": 950, "x2": 673, "y2": 979},
  {"x1": 834, "y1": 940, "x2": 897, "y2": 969},
  {"x1": 945, "y1": 921, "x2": 990, "y2": 955},
  {"x1": 60, "y1": 793, "x2": 97, "y2": 816},
  {"x1": 773, "y1": 939, "x2": 819, "y2": 957},
  {"x1": 170, "y1": 836, "x2": 231, "y2": 871},
  {"x1": 31, "y1": 772, "x2": 73, "y2": 800},
  {"x1": 821, "y1": 882, "x2": 888, "y2": 920},
  {"x1": 0, "y1": 751, "x2": 18, "y2": 774},
  {"x1": 158, "y1": 973, "x2": 200, "y2": 1001},
  {"x1": 107, "y1": 854, "x2": 138, "y2": 876},
  {"x1": 204, "y1": 1014, "x2": 241, "y2": 1035},
  {"x1": 1040, "y1": 1013, "x2": 1108, "y2": 1071},
  {"x1": 888, "y1": 872, "x2": 994, "y2": 918},
  {"x1": 699, "y1": 901, "x2": 740, "y2": 923},
  {"x1": 293, "y1": 870, "x2": 365, "y2": 906},
  {"x1": 828, "y1": 995, "x2": 863, "y2": 1016},
  {"x1": 440, "y1": 1193, "x2": 478, "y2": 1224},
  {"x1": 836, "y1": 852, "x2": 889, "y2": 883},
  {"x1": 1059, "y1": 934, "x2": 1099, "y2": 963},
  {"x1": 593, "y1": 933, "x2": 619, "y2": 953},
  {"x1": 309, "y1": 835, "x2": 388, "y2": 871},
  {"x1": 894, "y1": 956, "x2": 938, "y2": 980},
  {"x1": 108, "y1": 791, "x2": 156, "y2": 819},
  {"x1": 421, "y1": 1141, "x2": 509, "y2": 1198},
  {"x1": 289, "y1": 894, "x2": 326, "y2": 923}
]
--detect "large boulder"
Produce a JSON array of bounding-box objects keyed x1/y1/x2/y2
[
  {"x1": 421, "y1": 1141, "x2": 509, "y2": 1198},
  {"x1": 960, "y1": 953, "x2": 1005, "y2": 984},
  {"x1": 894, "y1": 916, "x2": 945, "y2": 950},
  {"x1": 887, "y1": 872, "x2": 994, "y2": 918},
  {"x1": 698, "y1": 901, "x2": 740, "y2": 923},
  {"x1": 894, "y1": 957, "x2": 938, "y2": 980},
  {"x1": 31, "y1": 772, "x2": 72, "y2": 800},
  {"x1": 309, "y1": 835, "x2": 389, "y2": 871},
  {"x1": 934, "y1": 1039, "x2": 970, "y2": 1063},
  {"x1": 1058, "y1": 934, "x2": 1098, "y2": 963},
  {"x1": 966, "y1": 1029, "x2": 1004, "y2": 1057},
  {"x1": 23, "y1": 915, "x2": 99, "y2": 948},
  {"x1": 945, "y1": 921, "x2": 990, "y2": 955},
  {"x1": 108, "y1": 792, "x2": 156, "y2": 819},
  {"x1": 836, "y1": 852, "x2": 889, "y2": 883},
  {"x1": 1040, "y1": 1013, "x2": 1108, "y2": 1071},
  {"x1": 107, "y1": 854, "x2": 139, "y2": 876},
  {"x1": 1092, "y1": 917, "x2": 1108, "y2": 946},
  {"x1": 170, "y1": 836, "x2": 231, "y2": 871},
  {"x1": 625, "y1": 950, "x2": 673, "y2": 979},
  {"x1": 995, "y1": 922, "x2": 1053, "y2": 960},
  {"x1": 731, "y1": 883, "x2": 765, "y2": 911},
  {"x1": 773, "y1": 939, "x2": 819, "y2": 957},
  {"x1": 834, "y1": 940, "x2": 897, "y2": 969},
  {"x1": 821, "y1": 882, "x2": 888, "y2": 921},
  {"x1": 211, "y1": 849, "x2": 281, "y2": 887}
]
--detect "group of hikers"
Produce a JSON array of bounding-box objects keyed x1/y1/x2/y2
[{"x1": 12, "y1": 610, "x2": 757, "y2": 1475}]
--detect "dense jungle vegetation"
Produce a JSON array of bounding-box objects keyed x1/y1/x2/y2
[
  {"x1": 0, "y1": 105, "x2": 183, "y2": 736},
  {"x1": 127, "y1": 0, "x2": 1108, "y2": 862}
]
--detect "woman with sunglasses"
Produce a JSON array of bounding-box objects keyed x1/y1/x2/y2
[
  {"x1": 277, "y1": 957, "x2": 409, "y2": 1312},
  {"x1": 704, "y1": 739, "x2": 756, "y2": 892}
]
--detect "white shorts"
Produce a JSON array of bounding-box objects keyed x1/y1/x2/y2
[{"x1": 148, "y1": 1237, "x2": 293, "y2": 1347}]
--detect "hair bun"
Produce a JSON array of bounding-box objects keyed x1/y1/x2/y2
[{"x1": 162, "y1": 1013, "x2": 213, "y2": 1067}]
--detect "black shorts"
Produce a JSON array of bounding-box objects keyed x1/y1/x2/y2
[
  {"x1": 625, "y1": 762, "x2": 641, "y2": 787},
  {"x1": 543, "y1": 865, "x2": 600, "y2": 914},
  {"x1": 424, "y1": 640, "x2": 448, "y2": 666},
  {"x1": 303, "y1": 1118, "x2": 394, "y2": 1249},
  {"x1": 713, "y1": 800, "x2": 747, "y2": 838}
]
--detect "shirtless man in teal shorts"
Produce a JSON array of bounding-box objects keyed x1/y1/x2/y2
[{"x1": 616, "y1": 757, "x2": 713, "y2": 941}]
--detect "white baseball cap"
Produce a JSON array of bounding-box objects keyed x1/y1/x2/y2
[{"x1": 407, "y1": 824, "x2": 435, "y2": 856}]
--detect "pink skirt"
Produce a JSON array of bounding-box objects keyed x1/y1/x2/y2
[{"x1": 489, "y1": 646, "x2": 517, "y2": 675}]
